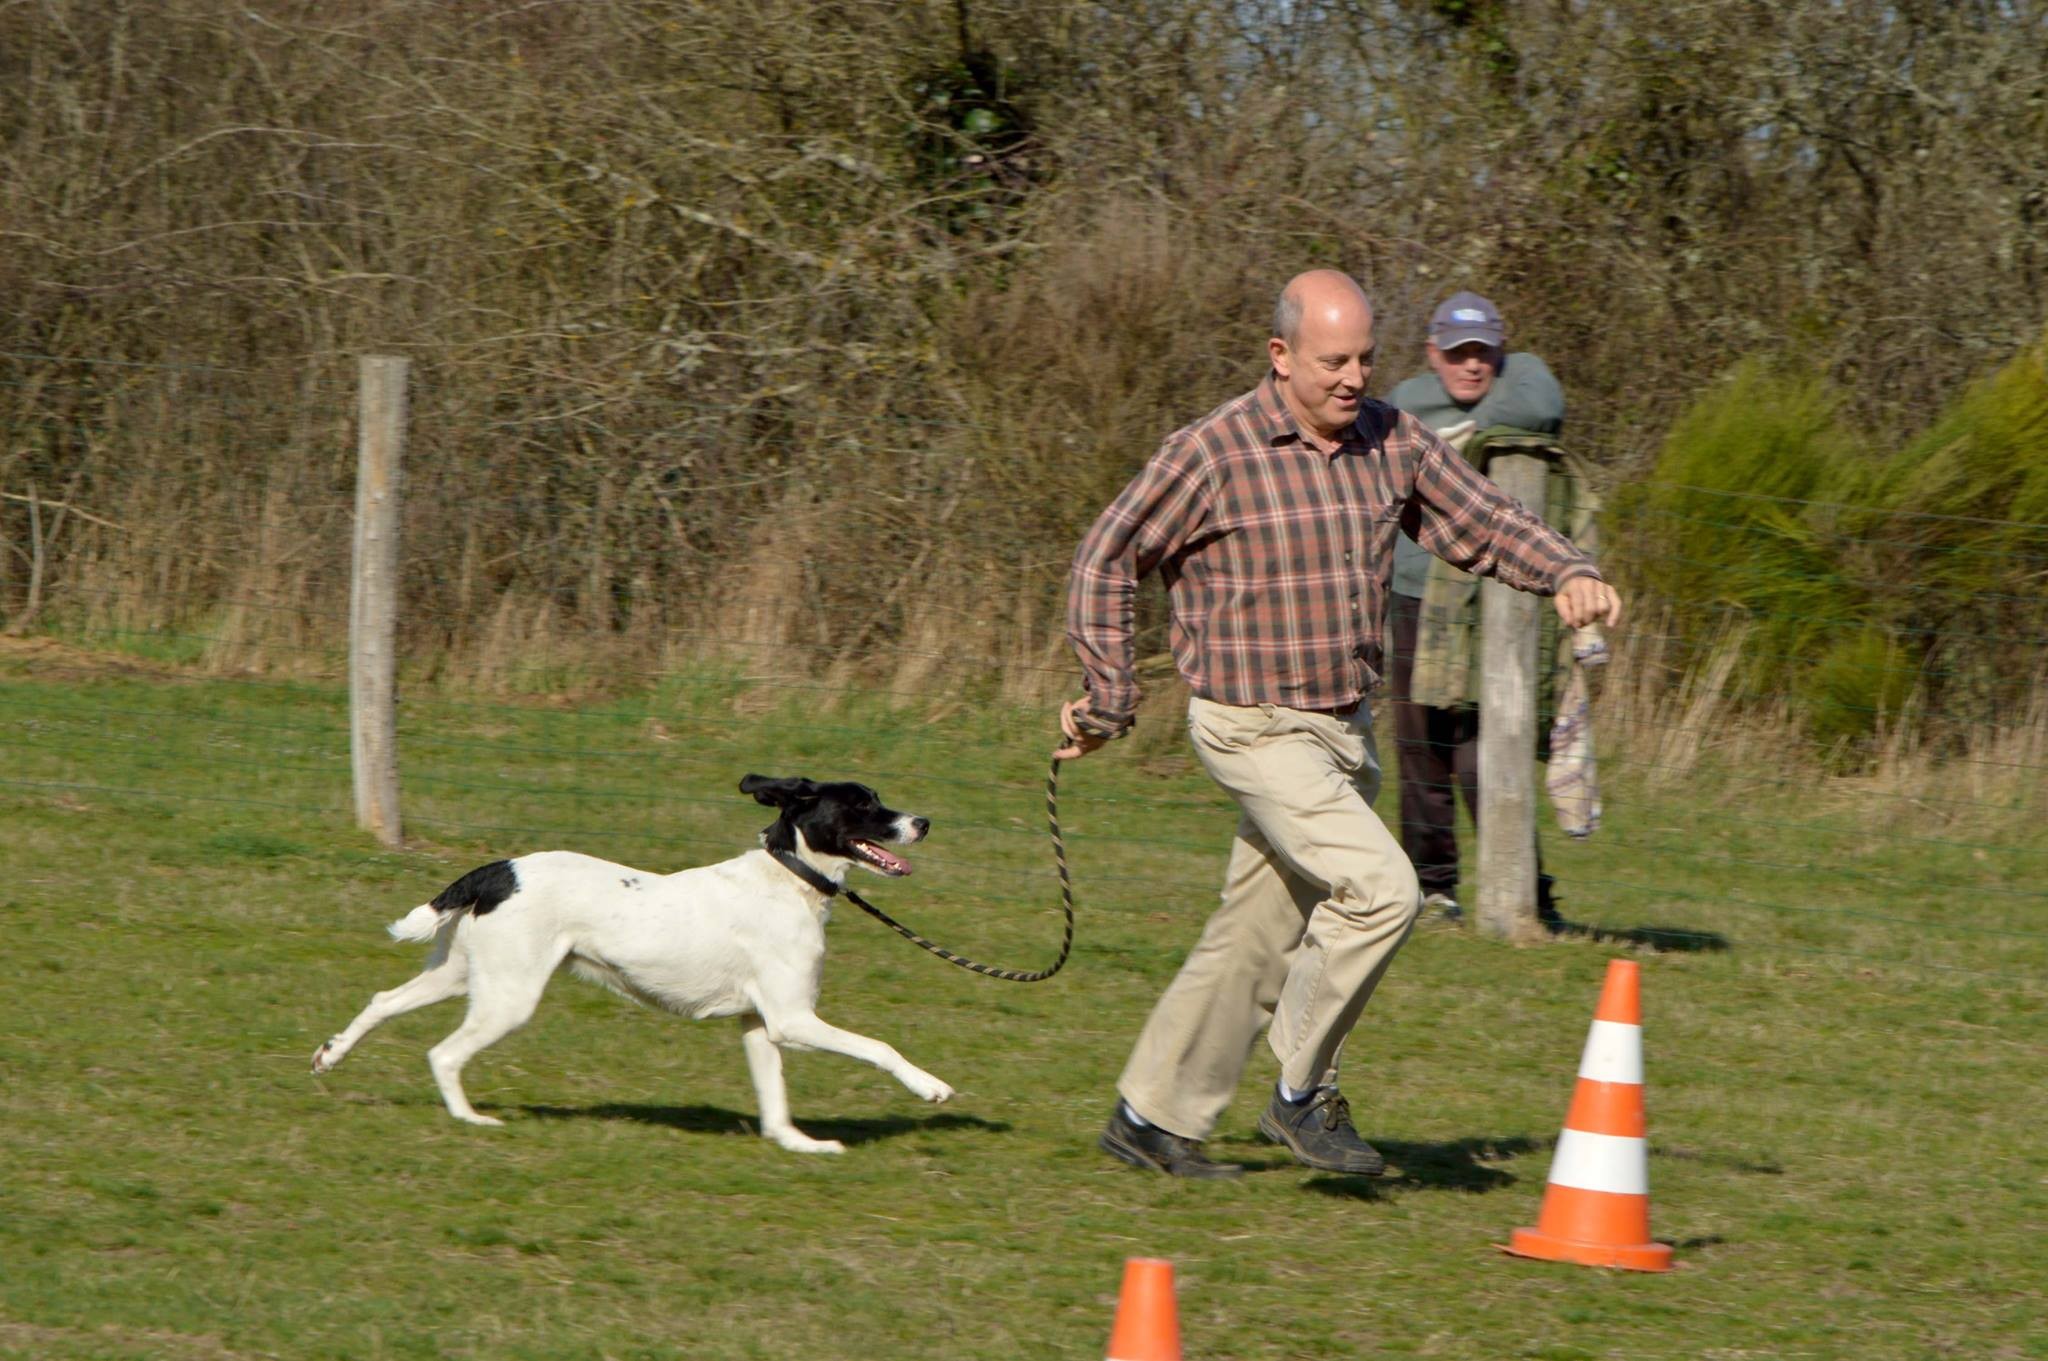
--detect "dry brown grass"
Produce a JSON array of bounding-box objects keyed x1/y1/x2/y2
[{"x1": 1596, "y1": 617, "x2": 2046, "y2": 829}]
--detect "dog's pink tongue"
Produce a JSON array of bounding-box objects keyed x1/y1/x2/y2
[{"x1": 857, "y1": 841, "x2": 911, "y2": 875}]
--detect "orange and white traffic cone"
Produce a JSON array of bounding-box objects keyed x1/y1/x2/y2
[
  {"x1": 1105, "y1": 1257, "x2": 1182, "y2": 1361},
  {"x1": 1503, "y1": 958, "x2": 1674, "y2": 1272}
]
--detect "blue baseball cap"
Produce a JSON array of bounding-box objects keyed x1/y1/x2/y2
[{"x1": 1429, "y1": 291, "x2": 1505, "y2": 349}]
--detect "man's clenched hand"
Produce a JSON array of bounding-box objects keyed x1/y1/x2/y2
[
  {"x1": 1554, "y1": 575, "x2": 1623, "y2": 630},
  {"x1": 1055, "y1": 697, "x2": 1113, "y2": 760}
]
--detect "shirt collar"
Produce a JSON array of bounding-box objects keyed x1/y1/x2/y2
[{"x1": 1256, "y1": 371, "x2": 1373, "y2": 454}]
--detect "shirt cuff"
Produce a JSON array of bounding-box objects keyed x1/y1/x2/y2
[{"x1": 1553, "y1": 562, "x2": 1602, "y2": 593}]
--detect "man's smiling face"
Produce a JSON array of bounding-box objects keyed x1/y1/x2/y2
[{"x1": 1270, "y1": 280, "x2": 1377, "y2": 441}]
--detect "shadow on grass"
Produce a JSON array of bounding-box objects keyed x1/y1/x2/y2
[
  {"x1": 1272, "y1": 1134, "x2": 1545, "y2": 1199},
  {"x1": 1551, "y1": 918, "x2": 1731, "y2": 952},
  {"x1": 517, "y1": 1101, "x2": 1009, "y2": 1145},
  {"x1": 1651, "y1": 1144, "x2": 1784, "y2": 1175},
  {"x1": 1242, "y1": 1122, "x2": 1783, "y2": 1200}
]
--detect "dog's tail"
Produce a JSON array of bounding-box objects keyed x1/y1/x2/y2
[
  {"x1": 388, "y1": 859, "x2": 520, "y2": 942},
  {"x1": 387, "y1": 904, "x2": 445, "y2": 943}
]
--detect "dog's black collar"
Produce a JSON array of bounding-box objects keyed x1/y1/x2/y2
[{"x1": 770, "y1": 847, "x2": 841, "y2": 898}]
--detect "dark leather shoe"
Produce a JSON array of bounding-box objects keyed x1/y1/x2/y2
[
  {"x1": 1258, "y1": 1087, "x2": 1385, "y2": 1175},
  {"x1": 1099, "y1": 1105, "x2": 1244, "y2": 1179}
]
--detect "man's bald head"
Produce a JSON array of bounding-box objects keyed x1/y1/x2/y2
[
  {"x1": 1268, "y1": 271, "x2": 1378, "y2": 441},
  {"x1": 1272, "y1": 270, "x2": 1374, "y2": 348}
]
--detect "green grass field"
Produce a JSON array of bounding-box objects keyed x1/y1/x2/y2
[{"x1": 2, "y1": 653, "x2": 2043, "y2": 1360}]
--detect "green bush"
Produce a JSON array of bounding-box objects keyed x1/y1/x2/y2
[
  {"x1": 1621, "y1": 361, "x2": 1865, "y2": 701},
  {"x1": 1797, "y1": 625, "x2": 1916, "y2": 753},
  {"x1": 1622, "y1": 337, "x2": 2048, "y2": 752},
  {"x1": 1854, "y1": 333, "x2": 2048, "y2": 610},
  {"x1": 1839, "y1": 332, "x2": 2048, "y2": 744}
]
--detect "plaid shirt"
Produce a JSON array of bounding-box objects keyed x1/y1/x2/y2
[{"x1": 1066, "y1": 373, "x2": 1599, "y2": 729}]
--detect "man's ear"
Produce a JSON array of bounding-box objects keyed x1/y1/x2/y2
[
  {"x1": 1268, "y1": 334, "x2": 1292, "y2": 379},
  {"x1": 739, "y1": 774, "x2": 817, "y2": 808}
]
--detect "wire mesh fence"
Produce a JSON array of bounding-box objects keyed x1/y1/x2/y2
[{"x1": 3, "y1": 350, "x2": 2043, "y2": 991}]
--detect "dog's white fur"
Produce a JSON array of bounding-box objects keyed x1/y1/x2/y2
[{"x1": 311, "y1": 815, "x2": 952, "y2": 1154}]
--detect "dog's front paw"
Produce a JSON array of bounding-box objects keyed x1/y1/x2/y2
[
  {"x1": 905, "y1": 1071, "x2": 953, "y2": 1104},
  {"x1": 453, "y1": 1111, "x2": 505, "y2": 1128},
  {"x1": 774, "y1": 1132, "x2": 846, "y2": 1155},
  {"x1": 311, "y1": 1039, "x2": 344, "y2": 1074}
]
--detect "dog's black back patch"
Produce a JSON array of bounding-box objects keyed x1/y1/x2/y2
[{"x1": 430, "y1": 859, "x2": 520, "y2": 918}]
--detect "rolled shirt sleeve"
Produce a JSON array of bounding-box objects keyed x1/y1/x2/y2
[
  {"x1": 1402, "y1": 420, "x2": 1597, "y2": 596},
  {"x1": 1065, "y1": 437, "x2": 1212, "y2": 730}
]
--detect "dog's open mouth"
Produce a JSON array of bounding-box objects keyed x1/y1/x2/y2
[{"x1": 850, "y1": 839, "x2": 912, "y2": 877}]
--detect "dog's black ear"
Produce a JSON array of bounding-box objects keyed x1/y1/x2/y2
[{"x1": 740, "y1": 774, "x2": 817, "y2": 808}]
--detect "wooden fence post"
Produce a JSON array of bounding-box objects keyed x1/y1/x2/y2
[
  {"x1": 1475, "y1": 454, "x2": 1547, "y2": 943},
  {"x1": 351, "y1": 355, "x2": 406, "y2": 849}
]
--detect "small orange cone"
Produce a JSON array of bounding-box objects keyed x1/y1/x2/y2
[
  {"x1": 1503, "y1": 958, "x2": 1674, "y2": 1272},
  {"x1": 1104, "y1": 1257, "x2": 1182, "y2": 1361}
]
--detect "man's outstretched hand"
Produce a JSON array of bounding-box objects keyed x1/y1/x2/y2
[
  {"x1": 1555, "y1": 575, "x2": 1624, "y2": 630},
  {"x1": 1055, "y1": 697, "x2": 1113, "y2": 760}
]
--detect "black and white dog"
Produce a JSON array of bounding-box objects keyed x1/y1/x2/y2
[{"x1": 312, "y1": 775, "x2": 953, "y2": 1153}]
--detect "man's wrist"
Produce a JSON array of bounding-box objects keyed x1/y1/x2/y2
[
  {"x1": 1554, "y1": 563, "x2": 1601, "y2": 592},
  {"x1": 1071, "y1": 705, "x2": 1134, "y2": 741}
]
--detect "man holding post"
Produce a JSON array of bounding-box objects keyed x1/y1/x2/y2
[
  {"x1": 1058, "y1": 270, "x2": 1620, "y2": 1179},
  {"x1": 1387, "y1": 291, "x2": 1568, "y2": 924}
]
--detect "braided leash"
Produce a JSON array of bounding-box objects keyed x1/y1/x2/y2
[{"x1": 842, "y1": 753, "x2": 1074, "y2": 983}]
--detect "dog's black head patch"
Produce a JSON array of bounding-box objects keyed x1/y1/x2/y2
[{"x1": 740, "y1": 774, "x2": 929, "y2": 879}]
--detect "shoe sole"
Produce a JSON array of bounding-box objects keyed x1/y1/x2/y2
[
  {"x1": 1098, "y1": 1129, "x2": 1245, "y2": 1180},
  {"x1": 1256, "y1": 1111, "x2": 1386, "y2": 1176}
]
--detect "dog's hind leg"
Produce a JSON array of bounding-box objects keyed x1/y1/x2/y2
[
  {"x1": 425, "y1": 943, "x2": 562, "y2": 1127},
  {"x1": 739, "y1": 1015, "x2": 844, "y2": 1155},
  {"x1": 313, "y1": 951, "x2": 470, "y2": 1075}
]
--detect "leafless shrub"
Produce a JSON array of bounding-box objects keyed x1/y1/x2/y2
[{"x1": 0, "y1": 0, "x2": 2042, "y2": 729}]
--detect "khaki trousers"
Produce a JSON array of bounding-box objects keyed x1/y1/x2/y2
[{"x1": 1118, "y1": 696, "x2": 1423, "y2": 1140}]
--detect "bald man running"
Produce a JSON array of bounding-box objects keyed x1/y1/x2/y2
[{"x1": 1060, "y1": 270, "x2": 1622, "y2": 1178}]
